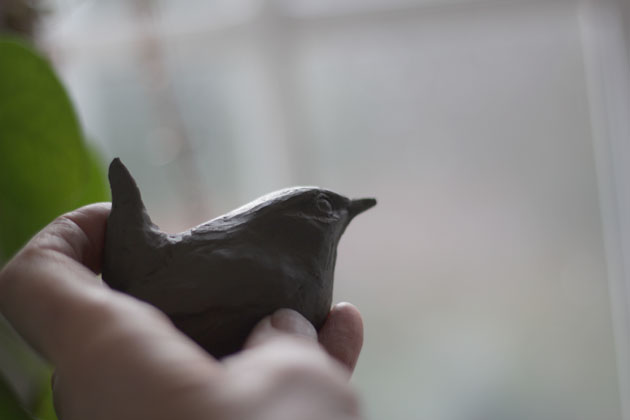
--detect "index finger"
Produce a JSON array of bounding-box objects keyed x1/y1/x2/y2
[
  {"x1": 0, "y1": 203, "x2": 112, "y2": 360},
  {"x1": 244, "y1": 306, "x2": 364, "y2": 375}
]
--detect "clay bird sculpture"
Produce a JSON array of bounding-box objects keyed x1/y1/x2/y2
[{"x1": 102, "y1": 158, "x2": 376, "y2": 358}]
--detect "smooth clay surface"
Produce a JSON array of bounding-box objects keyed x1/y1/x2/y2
[{"x1": 102, "y1": 158, "x2": 376, "y2": 358}]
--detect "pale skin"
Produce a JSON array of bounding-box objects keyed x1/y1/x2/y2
[{"x1": 0, "y1": 203, "x2": 364, "y2": 420}]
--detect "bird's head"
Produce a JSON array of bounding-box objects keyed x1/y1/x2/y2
[{"x1": 218, "y1": 187, "x2": 376, "y2": 265}]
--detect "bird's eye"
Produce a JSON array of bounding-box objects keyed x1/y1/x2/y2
[{"x1": 316, "y1": 197, "x2": 333, "y2": 215}]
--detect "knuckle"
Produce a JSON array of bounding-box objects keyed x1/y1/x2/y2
[
  {"x1": 134, "y1": 298, "x2": 173, "y2": 325},
  {"x1": 67, "y1": 291, "x2": 118, "y2": 326},
  {"x1": 274, "y1": 359, "x2": 321, "y2": 381},
  {"x1": 269, "y1": 360, "x2": 361, "y2": 415},
  {"x1": 94, "y1": 292, "x2": 170, "y2": 327},
  {"x1": 265, "y1": 343, "x2": 348, "y2": 385}
]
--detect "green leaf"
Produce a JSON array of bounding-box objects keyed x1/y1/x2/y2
[
  {"x1": 33, "y1": 370, "x2": 56, "y2": 420},
  {"x1": 0, "y1": 36, "x2": 110, "y2": 420},
  {"x1": 0, "y1": 373, "x2": 36, "y2": 420},
  {"x1": 0, "y1": 37, "x2": 109, "y2": 263},
  {"x1": 80, "y1": 142, "x2": 111, "y2": 206}
]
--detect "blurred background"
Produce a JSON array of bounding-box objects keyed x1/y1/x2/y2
[{"x1": 3, "y1": 0, "x2": 630, "y2": 419}]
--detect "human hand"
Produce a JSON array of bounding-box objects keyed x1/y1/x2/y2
[{"x1": 0, "y1": 203, "x2": 363, "y2": 420}]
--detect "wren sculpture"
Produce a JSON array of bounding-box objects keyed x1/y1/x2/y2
[{"x1": 102, "y1": 158, "x2": 376, "y2": 358}]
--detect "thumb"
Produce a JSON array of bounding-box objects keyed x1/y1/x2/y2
[{"x1": 244, "y1": 309, "x2": 317, "y2": 349}]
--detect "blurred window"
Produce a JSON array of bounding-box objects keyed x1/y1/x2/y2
[{"x1": 39, "y1": 1, "x2": 630, "y2": 419}]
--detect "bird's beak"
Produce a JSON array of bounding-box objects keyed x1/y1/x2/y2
[{"x1": 348, "y1": 198, "x2": 377, "y2": 220}]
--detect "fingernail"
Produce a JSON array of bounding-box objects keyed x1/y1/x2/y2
[{"x1": 270, "y1": 308, "x2": 317, "y2": 339}]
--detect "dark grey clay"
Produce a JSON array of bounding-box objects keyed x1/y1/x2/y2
[{"x1": 102, "y1": 158, "x2": 376, "y2": 358}]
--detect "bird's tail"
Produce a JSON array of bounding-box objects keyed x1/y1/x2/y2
[
  {"x1": 103, "y1": 158, "x2": 160, "y2": 290},
  {"x1": 107, "y1": 158, "x2": 156, "y2": 229}
]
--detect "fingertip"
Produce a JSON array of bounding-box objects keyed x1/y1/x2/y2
[
  {"x1": 244, "y1": 309, "x2": 317, "y2": 349},
  {"x1": 34, "y1": 203, "x2": 111, "y2": 273},
  {"x1": 270, "y1": 308, "x2": 317, "y2": 339},
  {"x1": 331, "y1": 302, "x2": 363, "y2": 328},
  {"x1": 62, "y1": 203, "x2": 111, "y2": 228},
  {"x1": 318, "y1": 302, "x2": 364, "y2": 374}
]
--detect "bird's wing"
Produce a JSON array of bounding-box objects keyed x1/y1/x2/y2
[{"x1": 125, "y1": 239, "x2": 304, "y2": 317}]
